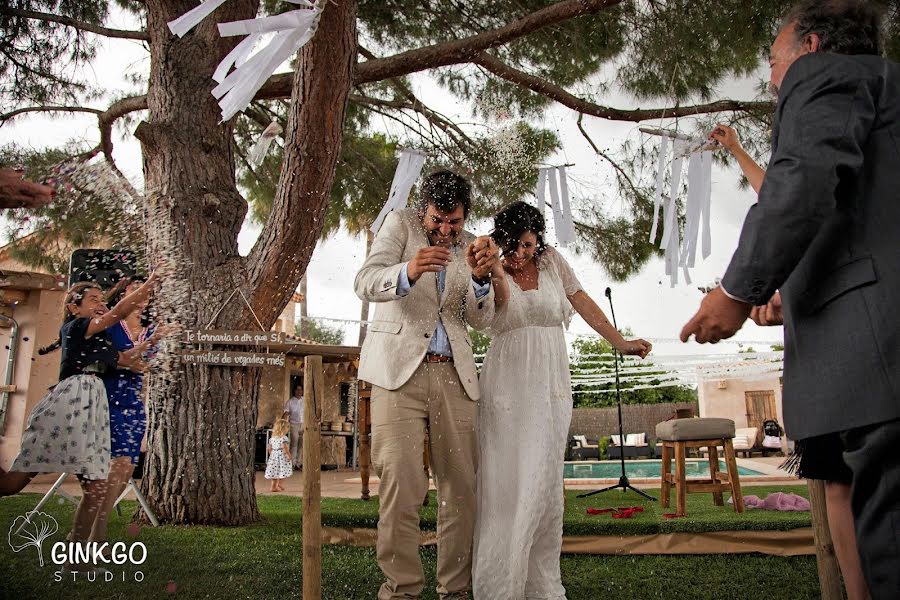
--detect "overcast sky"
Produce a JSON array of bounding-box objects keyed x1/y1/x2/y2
[{"x1": 0, "y1": 8, "x2": 784, "y2": 356}]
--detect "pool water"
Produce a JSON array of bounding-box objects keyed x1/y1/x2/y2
[{"x1": 563, "y1": 459, "x2": 763, "y2": 479}]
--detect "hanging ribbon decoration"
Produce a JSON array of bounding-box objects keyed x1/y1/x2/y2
[
  {"x1": 247, "y1": 120, "x2": 283, "y2": 167},
  {"x1": 645, "y1": 129, "x2": 715, "y2": 287},
  {"x1": 535, "y1": 167, "x2": 576, "y2": 247},
  {"x1": 167, "y1": 1, "x2": 323, "y2": 123},
  {"x1": 370, "y1": 149, "x2": 428, "y2": 235}
]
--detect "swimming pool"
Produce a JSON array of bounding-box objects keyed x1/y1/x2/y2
[{"x1": 563, "y1": 459, "x2": 764, "y2": 479}]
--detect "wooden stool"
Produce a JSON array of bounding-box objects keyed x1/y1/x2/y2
[{"x1": 656, "y1": 418, "x2": 744, "y2": 516}]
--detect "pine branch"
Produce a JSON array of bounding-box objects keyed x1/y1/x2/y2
[
  {"x1": 473, "y1": 52, "x2": 774, "y2": 121},
  {"x1": 0, "y1": 7, "x2": 149, "y2": 41},
  {"x1": 354, "y1": 0, "x2": 625, "y2": 84},
  {"x1": 98, "y1": 95, "x2": 148, "y2": 162},
  {"x1": 0, "y1": 105, "x2": 103, "y2": 123},
  {"x1": 256, "y1": 0, "x2": 626, "y2": 100},
  {"x1": 576, "y1": 112, "x2": 640, "y2": 197}
]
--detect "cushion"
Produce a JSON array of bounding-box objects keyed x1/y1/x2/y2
[
  {"x1": 732, "y1": 435, "x2": 752, "y2": 449},
  {"x1": 574, "y1": 435, "x2": 588, "y2": 447},
  {"x1": 609, "y1": 434, "x2": 622, "y2": 446},
  {"x1": 656, "y1": 418, "x2": 736, "y2": 441},
  {"x1": 625, "y1": 433, "x2": 647, "y2": 446},
  {"x1": 733, "y1": 427, "x2": 758, "y2": 449}
]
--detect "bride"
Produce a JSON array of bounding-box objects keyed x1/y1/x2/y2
[{"x1": 472, "y1": 201, "x2": 651, "y2": 599}]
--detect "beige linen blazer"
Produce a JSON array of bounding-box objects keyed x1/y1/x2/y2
[{"x1": 354, "y1": 208, "x2": 494, "y2": 400}]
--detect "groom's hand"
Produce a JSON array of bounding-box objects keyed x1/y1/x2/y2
[{"x1": 408, "y1": 246, "x2": 451, "y2": 282}]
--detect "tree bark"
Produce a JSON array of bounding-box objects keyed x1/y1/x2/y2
[
  {"x1": 245, "y1": 0, "x2": 357, "y2": 325},
  {"x1": 137, "y1": 0, "x2": 262, "y2": 526},
  {"x1": 134, "y1": 0, "x2": 356, "y2": 525}
]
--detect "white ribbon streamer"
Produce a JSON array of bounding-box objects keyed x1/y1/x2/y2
[
  {"x1": 247, "y1": 120, "x2": 283, "y2": 167},
  {"x1": 649, "y1": 135, "x2": 669, "y2": 243},
  {"x1": 214, "y1": 7, "x2": 321, "y2": 122},
  {"x1": 167, "y1": 0, "x2": 230, "y2": 38},
  {"x1": 167, "y1": 1, "x2": 322, "y2": 122},
  {"x1": 370, "y1": 149, "x2": 428, "y2": 235},
  {"x1": 535, "y1": 168, "x2": 547, "y2": 221},
  {"x1": 701, "y1": 150, "x2": 712, "y2": 259},
  {"x1": 547, "y1": 167, "x2": 566, "y2": 248},
  {"x1": 651, "y1": 137, "x2": 713, "y2": 286},
  {"x1": 535, "y1": 167, "x2": 575, "y2": 247},
  {"x1": 556, "y1": 166, "x2": 576, "y2": 245},
  {"x1": 659, "y1": 141, "x2": 685, "y2": 252}
]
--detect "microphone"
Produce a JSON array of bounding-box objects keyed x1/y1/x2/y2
[{"x1": 605, "y1": 287, "x2": 612, "y2": 299}]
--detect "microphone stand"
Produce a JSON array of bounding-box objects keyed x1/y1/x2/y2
[{"x1": 577, "y1": 287, "x2": 655, "y2": 501}]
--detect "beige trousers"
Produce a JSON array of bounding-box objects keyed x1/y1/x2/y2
[
  {"x1": 371, "y1": 363, "x2": 478, "y2": 600},
  {"x1": 289, "y1": 423, "x2": 302, "y2": 467}
]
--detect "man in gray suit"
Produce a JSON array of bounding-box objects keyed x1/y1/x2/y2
[
  {"x1": 355, "y1": 170, "x2": 498, "y2": 599},
  {"x1": 681, "y1": 2, "x2": 900, "y2": 595}
]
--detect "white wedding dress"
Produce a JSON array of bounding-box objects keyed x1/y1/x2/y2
[{"x1": 473, "y1": 247, "x2": 582, "y2": 600}]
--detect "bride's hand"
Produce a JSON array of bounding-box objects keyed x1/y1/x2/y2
[{"x1": 617, "y1": 339, "x2": 652, "y2": 359}]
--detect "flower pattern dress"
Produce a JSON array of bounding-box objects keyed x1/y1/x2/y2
[
  {"x1": 264, "y1": 434, "x2": 293, "y2": 479},
  {"x1": 10, "y1": 317, "x2": 115, "y2": 480}
]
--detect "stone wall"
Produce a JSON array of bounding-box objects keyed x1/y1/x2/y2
[{"x1": 569, "y1": 401, "x2": 699, "y2": 441}]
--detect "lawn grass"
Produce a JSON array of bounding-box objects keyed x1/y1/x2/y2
[
  {"x1": 322, "y1": 485, "x2": 813, "y2": 535},
  {"x1": 0, "y1": 491, "x2": 820, "y2": 599}
]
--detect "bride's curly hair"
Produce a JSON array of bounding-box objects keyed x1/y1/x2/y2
[{"x1": 490, "y1": 201, "x2": 547, "y2": 260}]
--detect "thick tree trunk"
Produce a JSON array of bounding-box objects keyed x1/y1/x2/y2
[
  {"x1": 136, "y1": 0, "x2": 262, "y2": 525},
  {"x1": 134, "y1": 0, "x2": 356, "y2": 525}
]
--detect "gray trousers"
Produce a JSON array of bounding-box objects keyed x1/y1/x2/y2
[{"x1": 842, "y1": 417, "x2": 900, "y2": 599}]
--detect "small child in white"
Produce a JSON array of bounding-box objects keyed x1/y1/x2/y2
[{"x1": 265, "y1": 417, "x2": 293, "y2": 492}]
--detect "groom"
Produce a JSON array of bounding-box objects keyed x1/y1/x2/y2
[{"x1": 355, "y1": 170, "x2": 498, "y2": 600}]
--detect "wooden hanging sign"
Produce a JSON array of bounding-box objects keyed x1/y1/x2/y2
[
  {"x1": 181, "y1": 350, "x2": 286, "y2": 368},
  {"x1": 184, "y1": 329, "x2": 286, "y2": 345}
]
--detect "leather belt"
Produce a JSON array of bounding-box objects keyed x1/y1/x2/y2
[{"x1": 424, "y1": 353, "x2": 453, "y2": 364}]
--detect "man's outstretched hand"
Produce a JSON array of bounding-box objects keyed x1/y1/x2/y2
[
  {"x1": 0, "y1": 168, "x2": 54, "y2": 208},
  {"x1": 680, "y1": 287, "x2": 752, "y2": 344}
]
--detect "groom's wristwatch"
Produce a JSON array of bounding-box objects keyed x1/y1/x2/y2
[{"x1": 472, "y1": 273, "x2": 491, "y2": 286}]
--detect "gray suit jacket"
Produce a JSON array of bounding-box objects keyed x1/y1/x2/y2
[
  {"x1": 354, "y1": 208, "x2": 495, "y2": 400},
  {"x1": 722, "y1": 52, "x2": 900, "y2": 440}
]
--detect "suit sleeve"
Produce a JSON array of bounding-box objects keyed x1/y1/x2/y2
[
  {"x1": 721, "y1": 54, "x2": 878, "y2": 305},
  {"x1": 354, "y1": 211, "x2": 410, "y2": 303},
  {"x1": 464, "y1": 278, "x2": 495, "y2": 330}
]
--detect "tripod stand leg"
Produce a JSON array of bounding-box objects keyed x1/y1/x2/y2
[
  {"x1": 16, "y1": 472, "x2": 70, "y2": 534},
  {"x1": 577, "y1": 482, "x2": 624, "y2": 498},
  {"x1": 625, "y1": 485, "x2": 656, "y2": 501},
  {"x1": 126, "y1": 479, "x2": 159, "y2": 527}
]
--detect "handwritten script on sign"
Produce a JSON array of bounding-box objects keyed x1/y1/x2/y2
[
  {"x1": 184, "y1": 330, "x2": 286, "y2": 345},
  {"x1": 181, "y1": 351, "x2": 286, "y2": 368}
]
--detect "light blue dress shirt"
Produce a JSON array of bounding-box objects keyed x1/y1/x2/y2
[{"x1": 397, "y1": 262, "x2": 490, "y2": 357}]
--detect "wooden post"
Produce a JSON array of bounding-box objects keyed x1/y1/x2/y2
[
  {"x1": 303, "y1": 355, "x2": 324, "y2": 600},
  {"x1": 808, "y1": 479, "x2": 844, "y2": 600},
  {"x1": 358, "y1": 385, "x2": 371, "y2": 500}
]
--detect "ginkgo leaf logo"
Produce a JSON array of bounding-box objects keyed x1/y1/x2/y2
[{"x1": 8, "y1": 511, "x2": 59, "y2": 567}]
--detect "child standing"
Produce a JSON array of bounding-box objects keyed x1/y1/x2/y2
[{"x1": 265, "y1": 418, "x2": 293, "y2": 492}]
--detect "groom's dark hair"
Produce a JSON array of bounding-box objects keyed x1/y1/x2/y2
[{"x1": 418, "y1": 170, "x2": 471, "y2": 217}]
